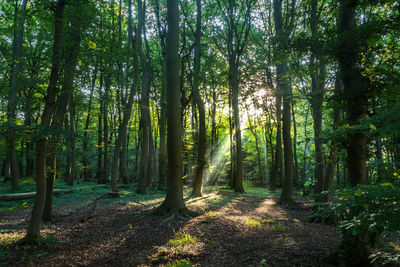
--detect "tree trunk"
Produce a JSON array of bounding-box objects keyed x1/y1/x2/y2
[
  {"x1": 7, "y1": 0, "x2": 28, "y2": 192},
  {"x1": 230, "y1": 63, "x2": 244, "y2": 193},
  {"x1": 82, "y1": 60, "x2": 98, "y2": 181},
  {"x1": 136, "y1": 0, "x2": 153, "y2": 194},
  {"x1": 96, "y1": 74, "x2": 105, "y2": 183},
  {"x1": 271, "y1": 92, "x2": 282, "y2": 189},
  {"x1": 25, "y1": 0, "x2": 66, "y2": 240},
  {"x1": 321, "y1": 72, "x2": 343, "y2": 202},
  {"x1": 154, "y1": 0, "x2": 167, "y2": 191},
  {"x1": 110, "y1": 28, "x2": 139, "y2": 192},
  {"x1": 337, "y1": 0, "x2": 369, "y2": 186},
  {"x1": 291, "y1": 104, "x2": 299, "y2": 188},
  {"x1": 42, "y1": 0, "x2": 83, "y2": 222},
  {"x1": 273, "y1": 0, "x2": 295, "y2": 204},
  {"x1": 155, "y1": 0, "x2": 191, "y2": 217},
  {"x1": 277, "y1": 62, "x2": 294, "y2": 204},
  {"x1": 191, "y1": 0, "x2": 206, "y2": 197}
]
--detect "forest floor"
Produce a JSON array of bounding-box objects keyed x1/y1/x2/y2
[{"x1": 0, "y1": 182, "x2": 346, "y2": 266}]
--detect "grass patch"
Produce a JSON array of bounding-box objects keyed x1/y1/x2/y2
[
  {"x1": 166, "y1": 259, "x2": 193, "y2": 267},
  {"x1": 246, "y1": 219, "x2": 261, "y2": 229},
  {"x1": 168, "y1": 232, "x2": 197, "y2": 248},
  {"x1": 270, "y1": 223, "x2": 289, "y2": 233}
]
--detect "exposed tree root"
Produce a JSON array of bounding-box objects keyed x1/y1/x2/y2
[{"x1": 153, "y1": 203, "x2": 199, "y2": 225}]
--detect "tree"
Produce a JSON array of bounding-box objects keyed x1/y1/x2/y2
[
  {"x1": 154, "y1": 0, "x2": 192, "y2": 218},
  {"x1": 273, "y1": 0, "x2": 296, "y2": 204},
  {"x1": 214, "y1": 0, "x2": 254, "y2": 193},
  {"x1": 24, "y1": 0, "x2": 66, "y2": 240},
  {"x1": 191, "y1": 0, "x2": 206, "y2": 197},
  {"x1": 110, "y1": 0, "x2": 139, "y2": 193},
  {"x1": 7, "y1": 0, "x2": 28, "y2": 192}
]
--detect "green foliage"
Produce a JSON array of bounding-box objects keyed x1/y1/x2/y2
[
  {"x1": 166, "y1": 259, "x2": 193, "y2": 267},
  {"x1": 245, "y1": 219, "x2": 261, "y2": 229},
  {"x1": 270, "y1": 223, "x2": 288, "y2": 233},
  {"x1": 317, "y1": 183, "x2": 400, "y2": 264},
  {"x1": 167, "y1": 232, "x2": 197, "y2": 248}
]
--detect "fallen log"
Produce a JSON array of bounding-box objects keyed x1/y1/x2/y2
[{"x1": 0, "y1": 184, "x2": 110, "y2": 201}]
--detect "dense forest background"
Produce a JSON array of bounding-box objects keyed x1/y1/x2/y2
[{"x1": 0, "y1": 0, "x2": 399, "y2": 265}]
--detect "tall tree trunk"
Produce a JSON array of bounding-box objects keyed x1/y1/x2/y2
[
  {"x1": 136, "y1": 0, "x2": 153, "y2": 194},
  {"x1": 110, "y1": 27, "x2": 139, "y2": 192},
  {"x1": 7, "y1": 0, "x2": 28, "y2": 192},
  {"x1": 82, "y1": 61, "x2": 98, "y2": 181},
  {"x1": 271, "y1": 93, "x2": 282, "y2": 189},
  {"x1": 273, "y1": 0, "x2": 295, "y2": 204},
  {"x1": 24, "y1": 111, "x2": 34, "y2": 177},
  {"x1": 154, "y1": 0, "x2": 167, "y2": 191},
  {"x1": 191, "y1": 0, "x2": 206, "y2": 197},
  {"x1": 155, "y1": 0, "x2": 191, "y2": 217},
  {"x1": 247, "y1": 111, "x2": 264, "y2": 184},
  {"x1": 230, "y1": 63, "x2": 244, "y2": 193},
  {"x1": 310, "y1": 0, "x2": 326, "y2": 200},
  {"x1": 277, "y1": 62, "x2": 294, "y2": 204},
  {"x1": 337, "y1": 0, "x2": 369, "y2": 186},
  {"x1": 43, "y1": 0, "x2": 83, "y2": 222},
  {"x1": 96, "y1": 73, "x2": 105, "y2": 183},
  {"x1": 321, "y1": 72, "x2": 343, "y2": 202},
  {"x1": 25, "y1": 0, "x2": 66, "y2": 240},
  {"x1": 291, "y1": 104, "x2": 299, "y2": 188}
]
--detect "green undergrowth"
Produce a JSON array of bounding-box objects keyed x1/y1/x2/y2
[
  {"x1": 0, "y1": 177, "x2": 100, "y2": 194},
  {"x1": 0, "y1": 182, "x2": 166, "y2": 213},
  {"x1": 0, "y1": 233, "x2": 58, "y2": 266},
  {"x1": 167, "y1": 232, "x2": 197, "y2": 248}
]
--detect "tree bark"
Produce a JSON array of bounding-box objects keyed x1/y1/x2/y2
[
  {"x1": 155, "y1": 0, "x2": 191, "y2": 217},
  {"x1": 42, "y1": 0, "x2": 83, "y2": 222},
  {"x1": 110, "y1": 26, "x2": 139, "y2": 192},
  {"x1": 191, "y1": 0, "x2": 206, "y2": 197},
  {"x1": 273, "y1": 0, "x2": 295, "y2": 204},
  {"x1": 25, "y1": 0, "x2": 66, "y2": 240},
  {"x1": 337, "y1": 0, "x2": 369, "y2": 186},
  {"x1": 136, "y1": 0, "x2": 153, "y2": 194},
  {"x1": 7, "y1": 0, "x2": 28, "y2": 192}
]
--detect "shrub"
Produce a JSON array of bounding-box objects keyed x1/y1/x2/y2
[{"x1": 323, "y1": 183, "x2": 400, "y2": 265}]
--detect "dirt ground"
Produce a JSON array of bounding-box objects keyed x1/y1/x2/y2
[{"x1": 0, "y1": 190, "x2": 340, "y2": 266}]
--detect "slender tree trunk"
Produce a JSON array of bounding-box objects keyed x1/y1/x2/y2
[
  {"x1": 154, "y1": 0, "x2": 167, "y2": 191},
  {"x1": 321, "y1": 72, "x2": 343, "y2": 202},
  {"x1": 96, "y1": 74, "x2": 105, "y2": 183},
  {"x1": 7, "y1": 0, "x2": 28, "y2": 192},
  {"x1": 136, "y1": 0, "x2": 152, "y2": 194},
  {"x1": 230, "y1": 63, "x2": 244, "y2": 193},
  {"x1": 247, "y1": 112, "x2": 264, "y2": 184},
  {"x1": 25, "y1": 0, "x2": 66, "y2": 240},
  {"x1": 291, "y1": 104, "x2": 299, "y2": 188},
  {"x1": 271, "y1": 93, "x2": 282, "y2": 189},
  {"x1": 82, "y1": 61, "x2": 98, "y2": 181},
  {"x1": 43, "y1": 0, "x2": 83, "y2": 221},
  {"x1": 24, "y1": 111, "x2": 34, "y2": 177},
  {"x1": 191, "y1": 0, "x2": 206, "y2": 197},
  {"x1": 110, "y1": 29, "x2": 139, "y2": 192},
  {"x1": 273, "y1": 0, "x2": 295, "y2": 204}
]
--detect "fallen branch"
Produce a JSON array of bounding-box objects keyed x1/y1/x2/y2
[{"x1": 0, "y1": 185, "x2": 111, "y2": 201}]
